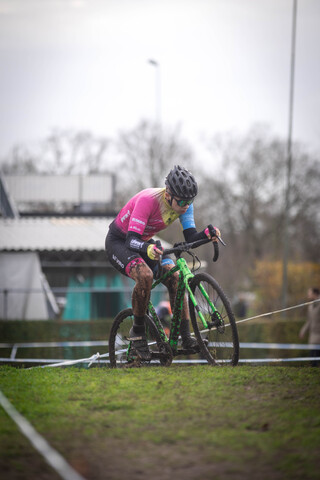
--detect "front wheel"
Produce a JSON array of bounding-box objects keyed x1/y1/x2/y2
[
  {"x1": 188, "y1": 273, "x2": 239, "y2": 366},
  {"x1": 109, "y1": 308, "x2": 172, "y2": 368}
]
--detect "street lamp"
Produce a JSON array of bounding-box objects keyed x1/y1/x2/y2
[
  {"x1": 148, "y1": 59, "x2": 161, "y2": 124},
  {"x1": 282, "y1": 0, "x2": 297, "y2": 311}
]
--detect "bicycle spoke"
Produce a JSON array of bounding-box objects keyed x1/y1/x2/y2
[
  {"x1": 109, "y1": 309, "x2": 172, "y2": 367},
  {"x1": 189, "y1": 273, "x2": 239, "y2": 366}
]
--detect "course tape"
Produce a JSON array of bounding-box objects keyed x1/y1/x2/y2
[
  {"x1": 0, "y1": 389, "x2": 86, "y2": 480},
  {"x1": 41, "y1": 352, "x2": 104, "y2": 368},
  {"x1": 1, "y1": 299, "x2": 319, "y2": 368},
  {"x1": 0, "y1": 341, "x2": 108, "y2": 349},
  {"x1": 1, "y1": 357, "x2": 319, "y2": 365},
  {"x1": 234, "y1": 298, "x2": 320, "y2": 325}
]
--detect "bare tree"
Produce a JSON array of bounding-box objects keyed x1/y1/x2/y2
[
  {"x1": 0, "y1": 129, "x2": 111, "y2": 175},
  {"x1": 0, "y1": 145, "x2": 39, "y2": 174},
  {"x1": 42, "y1": 129, "x2": 111, "y2": 174},
  {"x1": 115, "y1": 120, "x2": 195, "y2": 204},
  {"x1": 197, "y1": 125, "x2": 320, "y2": 292},
  {"x1": 289, "y1": 148, "x2": 320, "y2": 261}
]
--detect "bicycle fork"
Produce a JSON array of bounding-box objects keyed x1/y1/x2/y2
[
  {"x1": 170, "y1": 259, "x2": 223, "y2": 345},
  {"x1": 190, "y1": 281, "x2": 225, "y2": 334},
  {"x1": 179, "y1": 261, "x2": 222, "y2": 331},
  {"x1": 174, "y1": 258, "x2": 221, "y2": 342}
]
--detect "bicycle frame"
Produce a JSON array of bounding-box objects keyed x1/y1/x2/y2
[
  {"x1": 109, "y1": 234, "x2": 239, "y2": 368},
  {"x1": 147, "y1": 256, "x2": 219, "y2": 352}
]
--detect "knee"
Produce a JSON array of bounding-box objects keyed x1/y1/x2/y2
[
  {"x1": 171, "y1": 271, "x2": 179, "y2": 288},
  {"x1": 164, "y1": 268, "x2": 179, "y2": 291},
  {"x1": 140, "y1": 269, "x2": 154, "y2": 290},
  {"x1": 132, "y1": 264, "x2": 153, "y2": 290}
]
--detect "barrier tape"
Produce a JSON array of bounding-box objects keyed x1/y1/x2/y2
[
  {"x1": 0, "y1": 389, "x2": 86, "y2": 480},
  {"x1": 234, "y1": 298, "x2": 320, "y2": 325},
  {"x1": 199, "y1": 299, "x2": 320, "y2": 335},
  {"x1": 0, "y1": 356, "x2": 319, "y2": 365},
  {"x1": 0, "y1": 341, "x2": 108, "y2": 349},
  {"x1": 1, "y1": 299, "x2": 319, "y2": 368},
  {"x1": 37, "y1": 352, "x2": 110, "y2": 369}
]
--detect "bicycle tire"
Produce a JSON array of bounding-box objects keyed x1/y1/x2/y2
[
  {"x1": 188, "y1": 273, "x2": 239, "y2": 366},
  {"x1": 109, "y1": 308, "x2": 172, "y2": 368}
]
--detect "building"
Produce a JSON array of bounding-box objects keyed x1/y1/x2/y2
[{"x1": 0, "y1": 174, "x2": 165, "y2": 320}]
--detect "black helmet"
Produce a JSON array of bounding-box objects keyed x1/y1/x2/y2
[{"x1": 165, "y1": 165, "x2": 198, "y2": 200}]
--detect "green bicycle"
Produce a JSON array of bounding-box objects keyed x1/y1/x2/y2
[{"x1": 109, "y1": 237, "x2": 239, "y2": 367}]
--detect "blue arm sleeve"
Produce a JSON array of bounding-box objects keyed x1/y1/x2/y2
[
  {"x1": 180, "y1": 204, "x2": 207, "y2": 242},
  {"x1": 179, "y1": 203, "x2": 196, "y2": 230}
]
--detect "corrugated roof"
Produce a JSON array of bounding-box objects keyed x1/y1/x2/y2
[
  {"x1": 0, "y1": 217, "x2": 172, "y2": 252},
  {"x1": 0, "y1": 217, "x2": 111, "y2": 251}
]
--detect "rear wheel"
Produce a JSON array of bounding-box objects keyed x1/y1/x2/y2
[
  {"x1": 188, "y1": 273, "x2": 239, "y2": 366},
  {"x1": 109, "y1": 308, "x2": 172, "y2": 368}
]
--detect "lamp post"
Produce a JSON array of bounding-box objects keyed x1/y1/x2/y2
[
  {"x1": 148, "y1": 59, "x2": 161, "y2": 124},
  {"x1": 282, "y1": 0, "x2": 298, "y2": 311}
]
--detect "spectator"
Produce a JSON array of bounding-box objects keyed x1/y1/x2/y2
[
  {"x1": 155, "y1": 300, "x2": 172, "y2": 336},
  {"x1": 299, "y1": 287, "x2": 320, "y2": 366},
  {"x1": 233, "y1": 294, "x2": 248, "y2": 319}
]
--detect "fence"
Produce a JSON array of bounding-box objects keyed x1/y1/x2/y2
[
  {"x1": 0, "y1": 286, "x2": 166, "y2": 320},
  {"x1": 0, "y1": 340, "x2": 319, "y2": 366},
  {"x1": 1, "y1": 298, "x2": 319, "y2": 367}
]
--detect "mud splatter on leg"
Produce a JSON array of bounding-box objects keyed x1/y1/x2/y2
[
  {"x1": 162, "y1": 266, "x2": 189, "y2": 320},
  {"x1": 130, "y1": 262, "x2": 153, "y2": 317}
]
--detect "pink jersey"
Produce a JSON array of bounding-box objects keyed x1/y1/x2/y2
[{"x1": 113, "y1": 188, "x2": 195, "y2": 241}]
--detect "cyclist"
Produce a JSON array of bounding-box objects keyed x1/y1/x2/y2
[{"x1": 105, "y1": 165, "x2": 220, "y2": 361}]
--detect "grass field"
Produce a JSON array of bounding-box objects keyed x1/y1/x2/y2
[{"x1": 0, "y1": 364, "x2": 319, "y2": 480}]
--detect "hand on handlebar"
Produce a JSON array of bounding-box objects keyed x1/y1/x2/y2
[
  {"x1": 204, "y1": 225, "x2": 221, "y2": 243},
  {"x1": 147, "y1": 243, "x2": 163, "y2": 261}
]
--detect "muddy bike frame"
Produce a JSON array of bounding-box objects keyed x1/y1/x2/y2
[
  {"x1": 109, "y1": 233, "x2": 239, "y2": 367},
  {"x1": 146, "y1": 237, "x2": 224, "y2": 353}
]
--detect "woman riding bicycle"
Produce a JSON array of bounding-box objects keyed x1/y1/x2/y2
[{"x1": 105, "y1": 165, "x2": 220, "y2": 361}]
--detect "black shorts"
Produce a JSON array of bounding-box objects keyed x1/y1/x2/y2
[{"x1": 105, "y1": 229, "x2": 174, "y2": 278}]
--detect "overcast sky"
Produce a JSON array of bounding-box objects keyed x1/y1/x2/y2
[{"x1": 0, "y1": 0, "x2": 319, "y2": 160}]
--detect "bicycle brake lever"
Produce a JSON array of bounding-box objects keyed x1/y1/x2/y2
[{"x1": 217, "y1": 235, "x2": 226, "y2": 246}]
